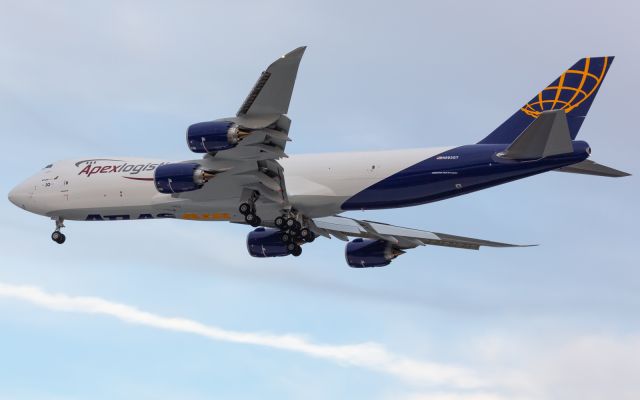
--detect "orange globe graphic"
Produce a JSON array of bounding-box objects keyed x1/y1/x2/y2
[{"x1": 521, "y1": 57, "x2": 610, "y2": 118}]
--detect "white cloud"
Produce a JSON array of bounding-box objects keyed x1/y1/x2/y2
[
  {"x1": 401, "y1": 393, "x2": 507, "y2": 400},
  {"x1": 526, "y1": 335, "x2": 640, "y2": 400},
  {"x1": 0, "y1": 281, "x2": 488, "y2": 391},
  {"x1": 466, "y1": 333, "x2": 640, "y2": 400},
  {"x1": 389, "y1": 331, "x2": 640, "y2": 400},
  {"x1": 4, "y1": 281, "x2": 639, "y2": 400}
]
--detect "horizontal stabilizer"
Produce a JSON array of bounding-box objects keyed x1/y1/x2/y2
[
  {"x1": 556, "y1": 159, "x2": 630, "y2": 177},
  {"x1": 499, "y1": 110, "x2": 573, "y2": 160}
]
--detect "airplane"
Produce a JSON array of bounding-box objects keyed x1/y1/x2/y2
[{"x1": 8, "y1": 47, "x2": 630, "y2": 267}]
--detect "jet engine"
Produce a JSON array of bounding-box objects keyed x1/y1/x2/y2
[
  {"x1": 345, "y1": 238, "x2": 405, "y2": 268},
  {"x1": 154, "y1": 163, "x2": 214, "y2": 194},
  {"x1": 247, "y1": 227, "x2": 294, "y2": 257},
  {"x1": 187, "y1": 121, "x2": 249, "y2": 153}
]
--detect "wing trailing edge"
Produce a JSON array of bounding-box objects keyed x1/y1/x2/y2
[{"x1": 311, "y1": 216, "x2": 532, "y2": 251}]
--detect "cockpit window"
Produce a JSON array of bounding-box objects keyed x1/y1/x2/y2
[{"x1": 43, "y1": 164, "x2": 53, "y2": 169}]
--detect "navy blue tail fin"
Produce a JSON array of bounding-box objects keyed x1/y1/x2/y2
[{"x1": 479, "y1": 57, "x2": 614, "y2": 144}]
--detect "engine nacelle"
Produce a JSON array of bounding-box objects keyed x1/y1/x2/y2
[
  {"x1": 345, "y1": 238, "x2": 404, "y2": 268},
  {"x1": 247, "y1": 227, "x2": 291, "y2": 258},
  {"x1": 154, "y1": 163, "x2": 209, "y2": 193},
  {"x1": 187, "y1": 121, "x2": 246, "y2": 153}
]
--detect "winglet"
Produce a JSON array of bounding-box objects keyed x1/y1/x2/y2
[{"x1": 237, "y1": 46, "x2": 307, "y2": 117}]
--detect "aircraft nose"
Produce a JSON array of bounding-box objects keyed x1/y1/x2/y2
[{"x1": 8, "y1": 184, "x2": 28, "y2": 208}]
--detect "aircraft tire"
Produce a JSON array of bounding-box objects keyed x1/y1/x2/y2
[
  {"x1": 51, "y1": 231, "x2": 66, "y2": 244},
  {"x1": 281, "y1": 232, "x2": 291, "y2": 243},
  {"x1": 239, "y1": 202, "x2": 252, "y2": 215}
]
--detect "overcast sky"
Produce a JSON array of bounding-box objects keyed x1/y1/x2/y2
[{"x1": 0, "y1": 1, "x2": 638, "y2": 399}]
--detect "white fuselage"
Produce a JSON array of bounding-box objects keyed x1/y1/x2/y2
[{"x1": 8, "y1": 147, "x2": 451, "y2": 224}]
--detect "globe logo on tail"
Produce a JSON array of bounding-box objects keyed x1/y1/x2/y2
[{"x1": 521, "y1": 57, "x2": 611, "y2": 118}]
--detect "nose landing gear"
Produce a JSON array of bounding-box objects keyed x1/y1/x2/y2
[{"x1": 51, "y1": 217, "x2": 66, "y2": 244}]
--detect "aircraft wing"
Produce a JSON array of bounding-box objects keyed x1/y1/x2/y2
[
  {"x1": 237, "y1": 46, "x2": 306, "y2": 117},
  {"x1": 311, "y1": 215, "x2": 530, "y2": 250},
  {"x1": 194, "y1": 47, "x2": 306, "y2": 209}
]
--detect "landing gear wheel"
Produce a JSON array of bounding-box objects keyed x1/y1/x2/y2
[
  {"x1": 51, "y1": 231, "x2": 66, "y2": 244},
  {"x1": 274, "y1": 216, "x2": 285, "y2": 228},
  {"x1": 291, "y1": 245, "x2": 302, "y2": 257},
  {"x1": 286, "y1": 242, "x2": 296, "y2": 252},
  {"x1": 245, "y1": 213, "x2": 261, "y2": 227},
  {"x1": 239, "y1": 202, "x2": 252, "y2": 215},
  {"x1": 281, "y1": 232, "x2": 291, "y2": 243},
  {"x1": 285, "y1": 217, "x2": 297, "y2": 229},
  {"x1": 300, "y1": 229, "x2": 315, "y2": 243},
  {"x1": 288, "y1": 228, "x2": 299, "y2": 238}
]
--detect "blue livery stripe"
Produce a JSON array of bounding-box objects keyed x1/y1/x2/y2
[{"x1": 341, "y1": 143, "x2": 591, "y2": 210}]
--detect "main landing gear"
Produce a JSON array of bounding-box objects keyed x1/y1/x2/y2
[
  {"x1": 239, "y1": 191, "x2": 261, "y2": 227},
  {"x1": 274, "y1": 212, "x2": 316, "y2": 257},
  {"x1": 51, "y1": 217, "x2": 66, "y2": 244},
  {"x1": 238, "y1": 189, "x2": 315, "y2": 257}
]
